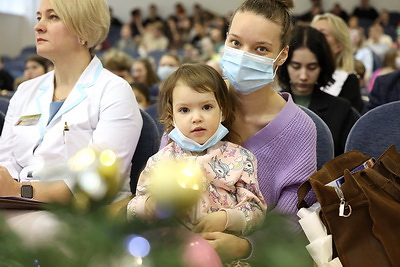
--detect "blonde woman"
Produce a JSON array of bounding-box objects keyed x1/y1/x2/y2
[
  {"x1": 0, "y1": 0, "x2": 142, "y2": 203},
  {"x1": 312, "y1": 13, "x2": 364, "y2": 112}
]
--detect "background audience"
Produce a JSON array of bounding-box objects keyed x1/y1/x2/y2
[
  {"x1": 13, "y1": 54, "x2": 52, "y2": 89},
  {"x1": 2, "y1": 1, "x2": 398, "y2": 141},
  {"x1": 102, "y1": 49, "x2": 135, "y2": 84},
  {"x1": 279, "y1": 25, "x2": 359, "y2": 156},
  {"x1": 311, "y1": 13, "x2": 364, "y2": 112},
  {"x1": 0, "y1": 56, "x2": 14, "y2": 93},
  {"x1": 367, "y1": 48, "x2": 398, "y2": 92}
]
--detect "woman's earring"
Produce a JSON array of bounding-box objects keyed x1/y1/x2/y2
[{"x1": 78, "y1": 38, "x2": 87, "y2": 46}]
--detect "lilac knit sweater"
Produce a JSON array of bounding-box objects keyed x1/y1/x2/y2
[{"x1": 243, "y1": 93, "x2": 317, "y2": 215}]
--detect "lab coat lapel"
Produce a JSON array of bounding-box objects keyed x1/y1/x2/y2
[
  {"x1": 51, "y1": 56, "x2": 103, "y2": 122},
  {"x1": 36, "y1": 73, "x2": 54, "y2": 139}
]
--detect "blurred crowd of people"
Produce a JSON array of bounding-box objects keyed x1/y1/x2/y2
[{"x1": 1, "y1": 1, "x2": 400, "y2": 114}]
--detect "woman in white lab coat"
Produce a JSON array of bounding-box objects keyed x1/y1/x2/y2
[{"x1": 0, "y1": 0, "x2": 142, "y2": 204}]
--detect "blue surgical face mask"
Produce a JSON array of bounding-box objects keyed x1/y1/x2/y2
[
  {"x1": 157, "y1": 65, "x2": 177, "y2": 80},
  {"x1": 168, "y1": 122, "x2": 229, "y2": 153},
  {"x1": 220, "y1": 45, "x2": 283, "y2": 95}
]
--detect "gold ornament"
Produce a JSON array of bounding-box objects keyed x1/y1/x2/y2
[
  {"x1": 68, "y1": 147, "x2": 121, "y2": 212},
  {"x1": 149, "y1": 159, "x2": 204, "y2": 211}
]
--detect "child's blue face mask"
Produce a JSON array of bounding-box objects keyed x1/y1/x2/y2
[
  {"x1": 220, "y1": 45, "x2": 283, "y2": 95},
  {"x1": 168, "y1": 123, "x2": 229, "y2": 153}
]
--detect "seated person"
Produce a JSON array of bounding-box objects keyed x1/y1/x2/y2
[
  {"x1": 14, "y1": 54, "x2": 52, "y2": 89},
  {"x1": 367, "y1": 69, "x2": 400, "y2": 110},
  {"x1": 279, "y1": 25, "x2": 359, "y2": 156},
  {"x1": 0, "y1": 0, "x2": 142, "y2": 204},
  {"x1": 128, "y1": 64, "x2": 266, "y2": 265}
]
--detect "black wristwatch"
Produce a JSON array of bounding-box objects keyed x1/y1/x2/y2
[{"x1": 21, "y1": 182, "x2": 34, "y2": 199}]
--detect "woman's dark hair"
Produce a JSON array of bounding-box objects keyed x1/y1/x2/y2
[
  {"x1": 130, "y1": 82, "x2": 150, "y2": 104},
  {"x1": 25, "y1": 55, "x2": 52, "y2": 72},
  {"x1": 134, "y1": 57, "x2": 160, "y2": 88},
  {"x1": 278, "y1": 25, "x2": 335, "y2": 90}
]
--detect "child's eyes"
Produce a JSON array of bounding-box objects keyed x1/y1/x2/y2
[
  {"x1": 179, "y1": 107, "x2": 189, "y2": 113},
  {"x1": 203, "y1": 104, "x2": 213, "y2": 110},
  {"x1": 177, "y1": 105, "x2": 213, "y2": 113}
]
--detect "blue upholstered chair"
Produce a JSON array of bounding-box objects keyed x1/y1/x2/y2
[
  {"x1": 130, "y1": 109, "x2": 160, "y2": 193},
  {"x1": 299, "y1": 105, "x2": 335, "y2": 170},
  {"x1": 0, "y1": 111, "x2": 5, "y2": 135},
  {"x1": 345, "y1": 100, "x2": 400, "y2": 159},
  {"x1": 0, "y1": 97, "x2": 10, "y2": 115}
]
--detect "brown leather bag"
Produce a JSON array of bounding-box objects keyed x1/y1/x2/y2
[{"x1": 297, "y1": 145, "x2": 400, "y2": 267}]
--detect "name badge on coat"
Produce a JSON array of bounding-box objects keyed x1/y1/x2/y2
[{"x1": 15, "y1": 114, "x2": 41, "y2": 126}]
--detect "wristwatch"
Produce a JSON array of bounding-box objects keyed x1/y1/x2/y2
[{"x1": 21, "y1": 182, "x2": 33, "y2": 199}]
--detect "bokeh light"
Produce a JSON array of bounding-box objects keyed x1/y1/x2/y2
[
  {"x1": 149, "y1": 159, "x2": 204, "y2": 212},
  {"x1": 125, "y1": 235, "x2": 151, "y2": 258},
  {"x1": 77, "y1": 171, "x2": 107, "y2": 200},
  {"x1": 68, "y1": 147, "x2": 96, "y2": 172},
  {"x1": 99, "y1": 149, "x2": 117, "y2": 166}
]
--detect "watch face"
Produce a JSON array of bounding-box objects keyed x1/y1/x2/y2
[{"x1": 21, "y1": 185, "x2": 33, "y2": 199}]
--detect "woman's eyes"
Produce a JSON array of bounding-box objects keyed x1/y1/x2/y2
[
  {"x1": 228, "y1": 39, "x2": 271, "y2": 55},
  {"x1": 255, "y1": 46, "x2": 268, "y2": 53},
  {"x1": 290, "y1": 63, "x2": 319, "y2": 71},
  {"x1": 230, "y1": 40, "x2": 240, "y2": 47},
  {"x1": 36, "y1": 14, "x2": 59, "y2": 22},
  {"x1": 289, "y1": 63, "x2": 301, "y2": 70}
]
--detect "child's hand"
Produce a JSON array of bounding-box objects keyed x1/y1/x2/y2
[{"x1": 192, "y1": 210, "x2": 227, "y2": 233}]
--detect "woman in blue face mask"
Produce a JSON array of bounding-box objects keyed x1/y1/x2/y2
[
  {"x1": 128, "y1": 63, "x2": 267, "y2": 266},
  {"x1": 196, "y1": 0, "x2": 317, "y2": 264}
]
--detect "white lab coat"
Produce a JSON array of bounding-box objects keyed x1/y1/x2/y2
[{"x1": 0, "y1": 56, "x2": 142, "y2": 198}]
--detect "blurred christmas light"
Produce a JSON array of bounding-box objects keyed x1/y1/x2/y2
[
  {"x1": 68, "y1": 147, "x2": 96, "y2": 171},
  {"x1": 77, "y1": 171, "x2": 107, "y2": 200},
  {"x1": 65, "y1": 147, "x2": 121, "y2": 211},
  {"x1": 149, "y1": 159, "x2": 204, "y2": 212},
  {"x1": 125, "y1": 235, "x2": 151, "y2": 258},
  {"x1": 99, "y1": 149, "x2": 117, "y2": 166}
]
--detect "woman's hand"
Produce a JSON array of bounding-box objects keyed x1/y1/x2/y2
[
  {"x1": 192, "y1": 211, "x2": 227, "y2": 233},
  {"x1": 0, "y1": 166, "x2": 20, "y2": 196},
  {"x1": 199, "y1": 231, "x2": 252, "y2": 263}
]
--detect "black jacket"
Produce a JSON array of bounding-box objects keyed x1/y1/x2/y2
[
  {"x1": 337, "y1": 73, "x2": 364, "y2": 113},
  {"x1": 285, "y1": 88, "x2": 359, "y2": 156},
  {"x1": 367, "y1": 70, "x2": 400, "y2": 111}
]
